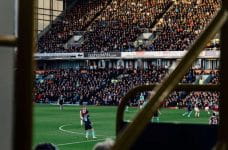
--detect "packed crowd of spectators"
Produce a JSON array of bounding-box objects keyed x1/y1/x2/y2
[
  {"x1": 34, "y1": 68, "x2": 120, "y2": 104},
  {"x1": 165, "y1": 70, "x2": 219, "y2": 108},
  {"x1": 34, "y1": 66, "x2": 168, "y2": 104},
  {"x1": 38, "y1": 0, "x2": 109, "y2": 53},
  {"x1": 209, "y1": 70, "x2": 219, "y2": 84},
  {"x1": 73, "y1": 0, "x2": 172, "y2": 52},
  {"x1": 38, "y1": 0, "x2": 220, "y2": 53},
  {"x1": 93, "y1": 65, "x2": 168, "y2": 105},
  {"x1": 34, "y1": 65, "x2": 219, "y2": 109},
  {"x1": 146, "y1": 0, "x2": 221, "y2": 51}
]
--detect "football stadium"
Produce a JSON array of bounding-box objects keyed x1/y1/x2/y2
[{"x1": 0, "y1": 0, "x2": 228, "y2": 150}]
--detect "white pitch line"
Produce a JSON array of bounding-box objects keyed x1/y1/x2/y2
[
  {"x1": 56, "y1": 138, "x2": 106, "y2": 146},
  {"x1": 58, "y1": 124, "x2": 114, "y2": 137},
  {"x1": 59, "y1": 124, "x2": 85, "y2": 135}
]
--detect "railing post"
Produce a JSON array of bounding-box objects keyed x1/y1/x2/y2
[
  {"x1": 217, "y1": 2, "x2": 228, "y2": 149},
  {"x1": 112, "y1": 8, "x2": 228, "y2": 150},
  {"x1": 13, "y1": 0, "x2": 35, "y2": 149}
]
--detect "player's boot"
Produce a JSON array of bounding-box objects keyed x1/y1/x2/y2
[{"x1": 86, "y1": 131, "x2": 89, "y2": 139}]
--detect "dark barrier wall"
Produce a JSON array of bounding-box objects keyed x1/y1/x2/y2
[{"x1": 120, "y1": 122, "x2": 218, "y2": 150}]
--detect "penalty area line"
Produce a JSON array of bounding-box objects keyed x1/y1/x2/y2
[{"x1": 56, "y1": 138, "x2": 106, "y2": 146}]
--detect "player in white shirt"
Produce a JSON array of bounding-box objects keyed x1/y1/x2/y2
[{"x1": 194, "y1": 103, "x2": 200, "y2": 118}]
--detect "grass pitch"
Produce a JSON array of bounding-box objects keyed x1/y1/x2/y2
[{"x1": 33, "y1": 104, "x2": 211, "y2": 150}]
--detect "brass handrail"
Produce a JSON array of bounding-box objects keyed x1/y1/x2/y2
[
  {"x1": 13, "y1": 0, "x2": 35, "y2": 149},
  {"x1": 0, "y1": 35, "x2": 17, "y2": 47},
  {"x1": 216, "y1": 1, "x2": 228, "y2": 149},
  {"x1": 116, "y1": 84, "x2": 220, "y2": 134},
  {"x1": 112, "y1": 8, "x2": 228, "y2": 150}
]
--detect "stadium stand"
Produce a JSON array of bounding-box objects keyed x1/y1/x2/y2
[
  {"x1": 165, "y1": 70, "x2": 219, "y2": 108},
  {"x1": 34, "y1": 67, "x2": 219, "y2": 109},
  {"x1": 146, "y1": 0, "x2": 221, "y2": 51},
  {"x1": 38, "y1": 0, "x2": 110, "y2": 53},
  {"x1": 34, "y1": 67, "x2": 166, "y2": 104},
  {"x1": 93, "y1": 65, "x2": 167, "y2": 105},
  {"x1": 38, "y1": 0, "x2": 220, "y2": 53},
  {"x1": 34, "y1": 68, "x2": 118, "y2": 104},
  {"x1": 36, "y1": 0, "x2": 221, "y2": 114},
  {"x1": 73, "y1": 0, "x2": 173, "y2": 52}
]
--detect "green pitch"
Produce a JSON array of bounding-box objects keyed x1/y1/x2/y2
[{"x1": 33, "y1": 105, "x2": 211, "y2": 150}]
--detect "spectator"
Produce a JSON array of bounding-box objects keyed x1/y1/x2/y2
[
  {"x1": 35, "y1": 143, "x2": 58, "y2": 150},
  {"x1": 38, "y1": 0, "x2": 220, "y2": 53}
]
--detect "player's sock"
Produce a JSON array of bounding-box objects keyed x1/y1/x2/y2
[
  {"x1": 188, "y1": 111, "x2": 193, "y2": 117},
  {"x1": 80, "y1": 120, "x2": 83, "y2": 126},
  {"x1": 125, "y1": 106, "x2": 129, "y2": 112},
  {"x1": 157, "y1": 117, "x2": 159, "y2": 123},
  {"x1": 151, "y1": 117, "x2": 154, "y2": 122},
  {"x1": 182, "y1": 112, "x2": 187, "y2": 116},
  {"x1": 86, "y1": 131, "x2": 89, "y2": 139},
  {"x1": 92, "y1": 130, "x2": 96, "y2": 138}
]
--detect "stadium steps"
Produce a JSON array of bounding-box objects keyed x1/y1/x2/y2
[
  {"x1": 38, "y1": 0, "x2": 112, "y2": 51},
  {"x1": 147, "y1": 1, "x2": 175, "y2": 44},
  {"x1": 81, "y1": 0, "x2": 113, "y2": 31},
  {"x1": 64, "y1": 0, "x2": 113, "y2": 46},
  {"x1": 148, "y1": 1, "x2": 174, "y2": 29},
  {"x1": 134, "y1": 1, "x2": 175, "y2": 47},
  {"x1": 64, "y1": 0, "x2": 113, "y2": 44}
]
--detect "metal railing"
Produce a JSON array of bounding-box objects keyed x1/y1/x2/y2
[
  {"x1": 0, "y1": 0, "x2": 35, "y2": 149},
  {"x1": 112, "y1": 5, "x2": 228, "y2": 150},
  {"x1": 116, "y1": 84, "x2": 220, "y2": 134},
  {"x1": 0, "y1": 35, "x2": 17, "y2": 47}
]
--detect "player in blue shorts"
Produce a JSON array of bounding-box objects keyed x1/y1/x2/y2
[
  {"x1": 58, "y1": 95, "x2": 64, "y2": 110},
  {"x1": 139, "y1": 93, "x2": 145, "y2": 109}
]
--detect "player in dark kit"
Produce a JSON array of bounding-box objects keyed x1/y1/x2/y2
[
  {"x1": 80, "y1": 106, "x2": 96, "y2": 139},
  {"x1": 58, "y1": 95, "x2": 64, "y2": 110},
  {"x1": 139, "y1": 93, "x2": 145, "y2": 109},
  {"x1": 152, "y1": 109, "x2": 161, "y2": 123},
  {"x1": 182, "y1": 100, "x2": 193, "y2": 117}
]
